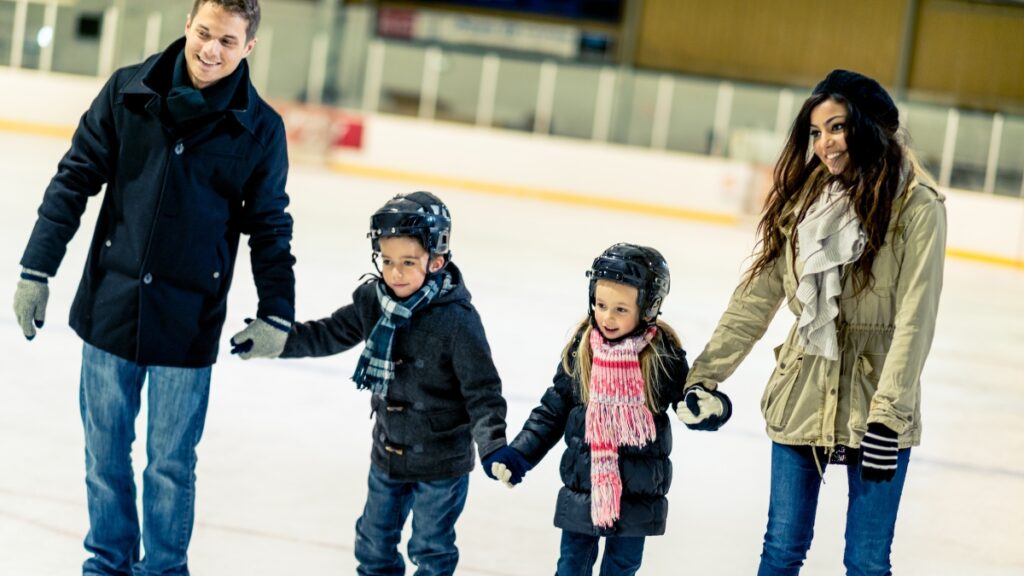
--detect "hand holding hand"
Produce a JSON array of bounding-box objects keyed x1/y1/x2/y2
[
  {"x1": 229, "y1": 316, "x2": 291, "y2": 359},
  {"x1": 676, "y1": 383, "x2": 732, "y2": 431},
  {"x1": 482, "y1": 446, "x2": 532, "y2": 488},
  {"x1": 13, "y1": 269, "x2": 50, "y2": 340}
]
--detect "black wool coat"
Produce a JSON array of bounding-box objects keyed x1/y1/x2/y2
[
  {"x1": 280, "y1": 264, "x2": 508, "y2": 481},
  {"x1": 510, "y1": 328, "x2": 688, "y2": 537},
  {"x1": 20, "y1": 38, "x2": 295, "y2": 367}
]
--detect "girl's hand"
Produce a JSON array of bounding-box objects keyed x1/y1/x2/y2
[
  {"x1": 482, "y1": 446, "x2": 532, "y2": 487},
  {"x1": 677, "y1": 384, "x2": 732, "y2": 431}
]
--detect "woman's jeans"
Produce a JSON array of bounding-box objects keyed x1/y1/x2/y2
[
  {"x1": 757, "y1": 442, "x2": 911, "y2": 576},
  {"x1": 557, "y1": 530, "x2": 646, "y2": 576},
  {"x1": 80, "y1": 342, "x2": 212, "y2": 576},
  {"x1": 354, "y1": 464, "x2": 469, "y2": 576}
]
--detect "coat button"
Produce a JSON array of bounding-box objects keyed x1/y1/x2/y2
[
  {"x1": 213, "y1": 271, "x2": 220, "y2": 279},
  {"x1": 830, "y1": 389, "x2": 836, "y2": 396},
  {"x1": 105, "y1": 239, "x2": 112, "y2": 247},
  {"x1": 174, "y1": 142, "x2": 184, "y2": 155},
  {"x1": 143, "y1": 273, "x2": 153, "y2": 284}
]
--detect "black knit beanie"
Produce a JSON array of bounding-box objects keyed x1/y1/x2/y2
[{"x1": 812, "y1": 69, "x2": 899, "y2": 131}]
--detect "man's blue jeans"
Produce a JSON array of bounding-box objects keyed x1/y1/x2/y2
[
  {"x1": 757, "y1": 442, "x2": 911, "y2": 576},
  {"x1": 354, "y1": 464, "x2": 469, "y2": 576},
  {"x1": 79, "y1": 342, "x2": 211, "y2": 576},
  {"x1": 556, "y1": 530, "x2": 646, "y2": 576}
]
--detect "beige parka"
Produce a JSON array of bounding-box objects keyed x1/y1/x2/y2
[{"x1": 686, "y1": 174, "x2": 946, "y2": 450}]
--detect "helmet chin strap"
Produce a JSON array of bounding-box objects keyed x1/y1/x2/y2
[{"x1": 371, "y1": 252, "x2": 382, "y2": 276}]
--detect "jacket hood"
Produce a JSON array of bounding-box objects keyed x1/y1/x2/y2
[{"x1": 433, "y1": 261, "x2": 470, "y2": 306}]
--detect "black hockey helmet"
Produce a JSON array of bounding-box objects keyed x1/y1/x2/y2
[
  {"x1": 368, "y1": 191, "x2": 452, "y2": 259},
  {"x1": 586, "y1": 243, "x2": 670, "y2": 321}
]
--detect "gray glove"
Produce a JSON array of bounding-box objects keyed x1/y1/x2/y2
[
  {"x1": 13, "y1": 268, "x2": 50, "y2": 340},
  {"x1": 229, "y1": 316, "x2": 291, "y2": 359}
]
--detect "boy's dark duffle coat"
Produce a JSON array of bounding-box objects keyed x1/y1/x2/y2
[
  {"x1": 19, "y1": 37, "x2": 295, "y2": 368},
  {"x1": 281, "y1": 264, "x2": 508, "y2": 481},
  {"x1": 510, "y1": 328, "x2": 688, "y2": 537}
]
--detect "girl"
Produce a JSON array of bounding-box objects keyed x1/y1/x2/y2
[
  {"x1": 679, "y1": 69, "x2": 946, "y2": 575},
  {"x1": 484, "y1": 243, "x2": 731, "y2": 575}
]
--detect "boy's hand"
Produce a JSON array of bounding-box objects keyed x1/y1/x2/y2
[
  {"x1": 230, "y1": 316, "x2": 290, "y2": 359},
  {"x1": 677, "y1": 383, "x2": 732, "y2": 431},
  {"x1": 482, "y1": 446, "x2": 531, "y2": 488}
]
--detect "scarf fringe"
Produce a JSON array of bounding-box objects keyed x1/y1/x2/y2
[
  {"x1": 585, "y1": 402, "x2": 657, "y2": 447},
  {"x1": 590, "y1": 449, "x2": 622, "y2": 528}
]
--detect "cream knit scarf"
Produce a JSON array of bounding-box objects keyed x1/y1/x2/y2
[{"x1": 795, "y1": 180, "x2": 865, "y2": 359}]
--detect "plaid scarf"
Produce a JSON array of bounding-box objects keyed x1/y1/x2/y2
[
  {"x1": 585, "y1": 326, "x2": 658, "y2": 528},
  {"x1": 352, "y1": 274, "x2": 446, "y2": 397}
]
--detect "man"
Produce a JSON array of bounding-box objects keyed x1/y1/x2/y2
[{"x1": 12, "y1": 1, "x2": 293, "y2": 574}]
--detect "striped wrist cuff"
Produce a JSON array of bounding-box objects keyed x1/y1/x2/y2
[
  {"x1": 20, "y1": 269, "x2": 49, "y2": 284},
  {"x1": 262, "y1": 315, "x2": 292, "y2": 332}
]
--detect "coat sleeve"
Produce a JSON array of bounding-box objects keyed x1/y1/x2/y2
[
  {"x1": 20, "y1": 72, "x2": 121, "y2": 275},
  {"x1": 509, "y1": 362, "x2": 575, "y2": 468},
  {"x1": 685, "y1": 257, "x2": 786, "y2": 391},
  {"x1": 451, "y1": 305, "x2": 508, "y2": 460},
  {"x1": 279, "y1": 288, "x2": 368, "y2": 358},
  {"x1": 869, "y1": 192, "x2": 947, "y2": 433},
  {"x1": 243, "y1": 116, "x2": 296, "y2": 323},
  {"x1": 656, "y1": 342, "x2": 689, "y2": 412}
]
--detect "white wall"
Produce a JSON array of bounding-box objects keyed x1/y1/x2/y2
[
  {"x1": 332, "y1": 113, "x2": 753, "y2": 222},
  {"x1": 1, "y1": 67, "x2": 1021, "y2": 266}
]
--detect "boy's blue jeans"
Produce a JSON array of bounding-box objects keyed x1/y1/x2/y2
[
  {"x1": 557, "y1": 530, "x2": 646, "y2": 576},
  {"x1": 757, "y1": 441, "x2": 911, "y2": 576},
  {"x1": 355, "y1": 464, "x2": 469, "y2": 576},
  {"x1": 79, "y1": 342, "x2": 211, "y2": 576}
]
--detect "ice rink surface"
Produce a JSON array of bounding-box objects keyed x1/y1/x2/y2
[{"x1": 1, "y1": 131, "x2": 1022, "y2": 575}]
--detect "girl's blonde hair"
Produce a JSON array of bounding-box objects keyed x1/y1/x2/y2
[{"x1": 560, "y1": 318, "x2": 681, "y2": 413}]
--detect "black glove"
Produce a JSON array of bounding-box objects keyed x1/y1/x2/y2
[
  {"x1": 229, "y1": 316, "x2": 291, "y2": 359},
  {"x1": 676, "y1": 383, "x2": 733, "y2": 431},
  {"x1": 482, "y1": 446, "x2": 532, "y2": 487},
  {"x1": 860, "y1": 422, "x2": 900, "y2": 482}
]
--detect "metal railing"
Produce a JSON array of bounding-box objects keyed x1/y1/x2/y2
[{"x1": 1, "y1": 0, "x2": 1022, "y2": 198}]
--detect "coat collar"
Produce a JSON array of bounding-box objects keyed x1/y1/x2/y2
[{"x1": 120, "y1": 37, "x2": 258, "y2": 134}]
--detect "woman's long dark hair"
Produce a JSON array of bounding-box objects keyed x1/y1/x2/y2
[{"x1": 748, "y1": 92, "x2": 908, "y2": 296}]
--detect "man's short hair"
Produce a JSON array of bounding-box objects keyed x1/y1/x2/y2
[{"x1": 190, "y1": 0, "x2": 261, "y2": 41}]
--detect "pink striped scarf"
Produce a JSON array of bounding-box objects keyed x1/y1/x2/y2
[{"x1": 585, "y1": 326, "x2": 658, "y2": 528}]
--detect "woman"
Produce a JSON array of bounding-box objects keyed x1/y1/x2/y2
[{"x1": 677, "y1": 69, "x2": 946, "y2": 575}]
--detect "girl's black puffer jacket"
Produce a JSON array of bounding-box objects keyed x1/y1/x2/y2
[{"x1": 510, "y1": 329, "x2": 688, "y2": 537}]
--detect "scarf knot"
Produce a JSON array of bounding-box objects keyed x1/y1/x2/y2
[
  {"x1": 352, "y1": 273, "x2": 448, "y2": 396},
  {"x1": 585, "y1": 326, "x2": 658, "y2": 528}
]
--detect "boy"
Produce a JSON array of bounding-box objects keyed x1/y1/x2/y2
[{"x1": 248, "y1": 191, "x2": 508, "y2": 575}]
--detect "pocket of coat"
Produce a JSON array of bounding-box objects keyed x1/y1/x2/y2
[
  {"x1": 850, "y1": 353, "x2": 884, "y2": 434},
  {"x1": 427, "y1": 407, "x2": 470, "y2": 434},
  {"x1": 761, "y1": 344, "x2": 803, "y2": 429}
]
